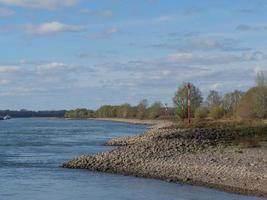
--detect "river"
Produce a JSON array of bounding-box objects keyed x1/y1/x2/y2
[{"x1": 0, "y1": 118, "x2": 265, "y2": 200}]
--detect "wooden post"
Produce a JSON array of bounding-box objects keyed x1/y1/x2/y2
[
  {"x1": 181, "y1": 97, "x2": 185, "y2": 120},
  {"x1": 187, "y1": 83, "x2": 191, "y2": 124}
]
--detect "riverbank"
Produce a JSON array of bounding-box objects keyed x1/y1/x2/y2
[
  {"x1": 63, "y1": 121, "x2": 267, "y2": 197},
  {"x1": 67, "y1": 117, "x2": 172, "y2": 129},
  {"x1": 88, "y1": 118, "x2": 162, "y2": 126}
]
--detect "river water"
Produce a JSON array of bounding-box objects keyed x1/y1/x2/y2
[{"x1": 0, "y1": 118, "x2": 265, "y2": 200}]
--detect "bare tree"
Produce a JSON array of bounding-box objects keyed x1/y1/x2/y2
[
  {"x1": 207, "y1": 90, "x2": 222, "y2": 108},
  {"x1": 255, "y1": 70, "x2": 267, "y2": 87},
  {"x1": 222, "y1": 90, "x2": 244, "y2": 114}
]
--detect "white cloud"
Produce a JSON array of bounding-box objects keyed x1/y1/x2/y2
[
  {"x1": 81, "y1": 9, "x2": 113, "y2": 18},
  {"x1": 149, "y1": 38, "x2": 250, "y2": 52},
  {"x1": 0, "y1": 0, "x2": 79, "y2": 9},
  {"x1": 0, "y1": 66, "x2": 19, "y2": 73},
  {"x1": 0, "y1": 79, "x2": 9, "y2": 84},
  {"x1": 106, "y1": 27, "x2": 118, "y2": 34},
  {"x1": 254, "y1": 66, "x2": 267, "y2": 74},
  {"x1": 24, "y1": 21, "x2": 82, "y2": 35},
  {"x1": 36, "y1": 62, "x2": 76, "y2": 74},
  {"x1": 162, "y1": 70, "x2": 171, "y2": 76},
  {"x1": 0, "y1": 7, "x2": 14, "y2": 17},
  {"x1": 160, "y1": 52, "x2": 265, "y2": 65},
  {"x1": 97, "y1": 52, "x2": 264, "y2": 75},
  {"x1": 210, "y1": 83, "x2": 223, "y2": 90},
  {"x1": 88, "y1": 27, "x2": 119, "y2": 39}
]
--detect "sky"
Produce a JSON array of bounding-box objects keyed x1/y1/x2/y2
[{"x1": 0, "y1": 0, "x2": 266, "y2": 110}]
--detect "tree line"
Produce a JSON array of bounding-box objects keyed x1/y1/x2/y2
[
  {"x1": 65, "y1": 70, "x2": 267, "y2": 120},
  {"x1": 0, "y1": 110, "x2": 66, "y2": 118},
  {"x1": 65, "y1": 101, "x2": 172, "y2": 120},
  {"x1": 174, "y1": 70, "x2": 267, "y2": 120}
]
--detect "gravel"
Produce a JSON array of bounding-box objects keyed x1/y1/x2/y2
[{"x1": 63, "y1": 121, "x2": 267, "y2": 197}]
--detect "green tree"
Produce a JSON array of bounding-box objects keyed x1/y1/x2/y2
[
  {"x1": 117, "y1": 104, "x2": 133, "y2": 118},
  {"x1": 96, "y1": 105, "x2": 117, "y2": 118},
  {"x1": 148, "y1": 101, "x2": 163, "y2": 119},
  {"x1": 137, "y1": 99, "x2": 148, "y2": 119},
  {"x1": 173, "y1": 83, "x2": 203, "y2": 119},
  {"x1": 64, "y1": 109, "x2": 95, "y2": 118}
]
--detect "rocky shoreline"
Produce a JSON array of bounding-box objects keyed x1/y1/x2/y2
[{"x1": 63, "y1": 121, "x2": 267, "y2": 198}]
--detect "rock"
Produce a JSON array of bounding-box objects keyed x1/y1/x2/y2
[{"x1": 62, "y1": 122, "x2": 267, "y2": 198}]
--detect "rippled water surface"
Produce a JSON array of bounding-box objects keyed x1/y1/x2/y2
[{"x1": 0, "y1": 118, "x2": 266, "y2": 200}]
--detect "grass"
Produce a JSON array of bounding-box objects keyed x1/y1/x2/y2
[
  {"x1": 238, "y1": 137, "x2": 261, "y2": 148},
  {"x1": 170, "y1": 119, "x2": 267, "y2": 149}
]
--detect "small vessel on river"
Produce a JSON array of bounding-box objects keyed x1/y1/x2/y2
[{"x1": 0, "y1": 115, "x2": 11, "y2": 120}]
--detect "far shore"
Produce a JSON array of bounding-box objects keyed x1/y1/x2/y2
[{"x1": 87, "y1": 118, "x2": 163, "y2": 125}]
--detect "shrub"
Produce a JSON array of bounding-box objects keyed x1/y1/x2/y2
[
  {"x1": 209, "y1": 106, "x2": 224, "y2": 119},
  {"x1": 238, "y1": 86, "x2": 267, "y2": 119},
  {"x1": 194, "y1": 107, "x2": 209, "y2": 120}
]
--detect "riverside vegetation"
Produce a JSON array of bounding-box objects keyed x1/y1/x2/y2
[
  {"x1": 63, "y1": 71, "x2": 267, "y2": 197},
  {"x1": 65, "y1": 71, "x2": 267, "y2": 121}
]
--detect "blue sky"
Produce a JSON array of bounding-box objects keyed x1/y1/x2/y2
[{"x1": 0, "y1": 0, "x2": 266, "y2": 110}]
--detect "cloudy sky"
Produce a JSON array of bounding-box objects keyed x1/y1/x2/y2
[{"x1": 0, "y1": 0, "x2": 266, "y2": 110}]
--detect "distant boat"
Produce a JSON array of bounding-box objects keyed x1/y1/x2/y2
[
  {"x1": 0, "y1": 115, "x2": 11, "y2": 120},
  {"x1": 4, "y1": 115, "x2": 11, "y2": 120}
]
